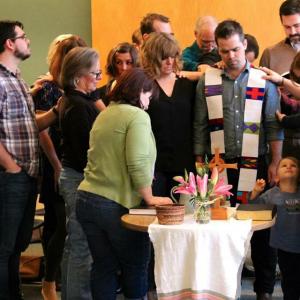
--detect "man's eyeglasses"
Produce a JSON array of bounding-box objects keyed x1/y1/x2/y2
[
  {"x1": 201, "y1": 39, "x2": 216, "y2": 46},
  {"x1": 89, "y1": 70, "x2": 102, "y2": 80},
  {"x1": 10, "y1": 34, "x2": 28, "y2": 41}
]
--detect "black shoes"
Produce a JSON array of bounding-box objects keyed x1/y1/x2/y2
[
  {"x1": 256, "y1": 292, "x2": 273, "y2": 300},
  {"x1": 241, "y1": 266, "x2": 255, "y2": 278}
]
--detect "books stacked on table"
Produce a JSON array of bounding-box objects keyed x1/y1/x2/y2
[
  {"x1": 236, "y1": 204, "x2": 276, "y2": 221},
  {"x1": 129, "y1": 206, "x2": 156, "y2": 215}
]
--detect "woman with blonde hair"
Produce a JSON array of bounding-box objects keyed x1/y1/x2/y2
[
  {"x1": 141, "y1": 32, "x2": 196, "y2": 196},
  {"x1": 32, "y1": 34, "x2": 87, "y2": 300},
  {"x1": 47, "y1": 34, "x2": 72, "y2": 65}
]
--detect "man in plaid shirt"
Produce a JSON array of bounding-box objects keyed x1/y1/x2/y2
[{"x1": 0, "y1": 20, "x2": 59, "y2": 299}]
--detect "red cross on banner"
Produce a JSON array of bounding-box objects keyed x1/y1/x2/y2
[
  {"x1": 237, "y1": 191, "x2": 249, "y2": 204},
  {"x1": 246, "y1": 87, "x2": 265, "y2": 100}
]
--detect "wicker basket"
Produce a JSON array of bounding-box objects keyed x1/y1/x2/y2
[{"x1": 156, "y1": 204, "x2": 185, "y2": 225}]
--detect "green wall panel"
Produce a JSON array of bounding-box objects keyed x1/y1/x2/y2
[{"x1": 0, "y1": 0, "x2": 91, "y2": 84}]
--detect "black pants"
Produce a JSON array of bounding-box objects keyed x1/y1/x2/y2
[
  {"x1": 278, "y1": 249, "x2": 300, "y2": 300},
  {"x1": 43, "y1": 201, "x2": 66, "y2": 282},
  {"x1": 251, "y1": 229, "x2": 277, "y2": 294},
  {"x1": 226, "y1": 156, "x2": 269, "y2": 207},
  {"x1": 40, "y1": 158, "x2": 66, "y2": 282}
]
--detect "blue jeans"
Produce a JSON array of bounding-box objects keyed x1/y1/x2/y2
[
  {"x1": 59, "y1": 167, "x2": 92, "y2": 300},
  {"x1": 0, "y1": 170, "x2": 37, "y2": 300},
  {"x1": 76, "y1": 191, "x2": 150, "y2": 300}
]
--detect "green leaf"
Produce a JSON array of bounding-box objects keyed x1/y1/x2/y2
[{"x1": 184, "y1": 169, "x2": 188, "y2": 181}]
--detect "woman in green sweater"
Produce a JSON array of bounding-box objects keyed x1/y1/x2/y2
[{"x1": 76, "y1": 68, "x2": 172, "y2": 299}]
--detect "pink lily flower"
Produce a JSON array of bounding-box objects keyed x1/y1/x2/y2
[
  {"x1": 174, "y1": 185, "x2": 196, "y2": 195},
  {"x1": 173, "y1": 176, "x2": 186, "y2": 184},
  {"x1": 189, "y1": 172, "x2": 197, "y2": 196},
  {"x1": 213, "y1": 179, "x2": 233, "y2": 197},
  {"x1": 197, "y1": 174, "x2": 208, "y2": 199},
  {"x1": 210, "y1": 167, "x2": 218, "y2": 186},
  {"x1": 173, "y1": 173, "x2": 197, "y2": 196}
]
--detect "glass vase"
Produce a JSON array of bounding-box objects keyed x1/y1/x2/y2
[{"x1": 194, "y1": 200, "x2": 211, "y2": 224}]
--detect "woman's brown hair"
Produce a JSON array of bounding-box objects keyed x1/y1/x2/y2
[
  {"x1": 105, "y1": 42, "x2": 139, "y2": 78},
  {"x1": 106, "y1": 68, "x2": 158, "y2": 108},
  {"x1": 140, "y1": 32, "x2": 181, "y2": 78}
]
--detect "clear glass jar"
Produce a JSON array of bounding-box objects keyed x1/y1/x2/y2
[{"x1": 194, "y1": 199, "x2": 211, "y2": 224}]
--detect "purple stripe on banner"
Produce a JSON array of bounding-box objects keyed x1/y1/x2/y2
[
  {"x1": 243, "y1": 123, "x2": 259, "y2": 133},
  {"x1": 205, "y1": 85, "x2": 223, "y2": 97}
]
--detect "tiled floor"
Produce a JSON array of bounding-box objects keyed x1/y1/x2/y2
[
  {"x1": 22, "y1": 278, "x2": 283, "y2": 300},
  {"x1": 241, "y1": 278, "x2": 283, "y2": 299},
  {"x1": 22, "y1": 246, "x2": 283, "y2": 299}
]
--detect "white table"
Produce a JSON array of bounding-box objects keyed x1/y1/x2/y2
[{"x1": 148, "y1": 215, "x2": 257, "y2": 300}]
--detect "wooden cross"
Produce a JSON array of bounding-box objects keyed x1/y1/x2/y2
[
  {"x1": 209, "y1": 148, "x2": 238, "y2": 173},
  {"x1": 196, "y1": 148, "x2": 238, "y2": 173}
]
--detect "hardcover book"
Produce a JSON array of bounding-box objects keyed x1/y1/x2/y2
[
  {"x1": 129, "y1": 206, "x2": 156, "y2": 215},
  {"x1": 236, "y1": 204, "x2": 276, "y2": 221}
]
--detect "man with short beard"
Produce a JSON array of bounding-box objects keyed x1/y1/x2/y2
[
  {"x1": 0, "y1": 20, "x2": 59, "y2": 299},
  {"x1": 260, "y1": 0, "x2": 300, "y2": 74},
  {"x1": 260, "y1": 0, "x2": 300, "y2": 161}
]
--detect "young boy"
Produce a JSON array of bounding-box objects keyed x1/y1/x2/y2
[{"x1": 250, "y1": 157, "x2": 300, "y2": 300}]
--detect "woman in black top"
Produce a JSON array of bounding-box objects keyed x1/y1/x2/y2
[
  {"x1": 59, "y1": 47, "x2": 101, "y2": 299},
  {"x1": 141, "y1": 32, "x2": 196, "y2": 197}
]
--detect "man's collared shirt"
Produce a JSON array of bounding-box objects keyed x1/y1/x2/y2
[
  {"x1": 194, "y1": 62, "x2": 284, "y2": 159},
  {"x1": 0, "y1": 64, "x2": 39, "y2": 177}
]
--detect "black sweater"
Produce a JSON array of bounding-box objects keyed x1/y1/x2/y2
[
  {"x1": 281, "y1": 113, "x2": 300, "y2": 129},
  {"x1": 61, "y1": 90, "x2": 99, "y2": 173},
  {"x1": 147, "y1": 77, "x2": 196, "y2": 173}
]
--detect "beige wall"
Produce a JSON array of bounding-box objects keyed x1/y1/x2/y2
[{"x1": 92, "y1": 0, "x2": 285, "y2": 84}]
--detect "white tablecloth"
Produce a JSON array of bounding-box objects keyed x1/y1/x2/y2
[{"x1": 148, "y1": 215, "x2": 253, "y2": 300}]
